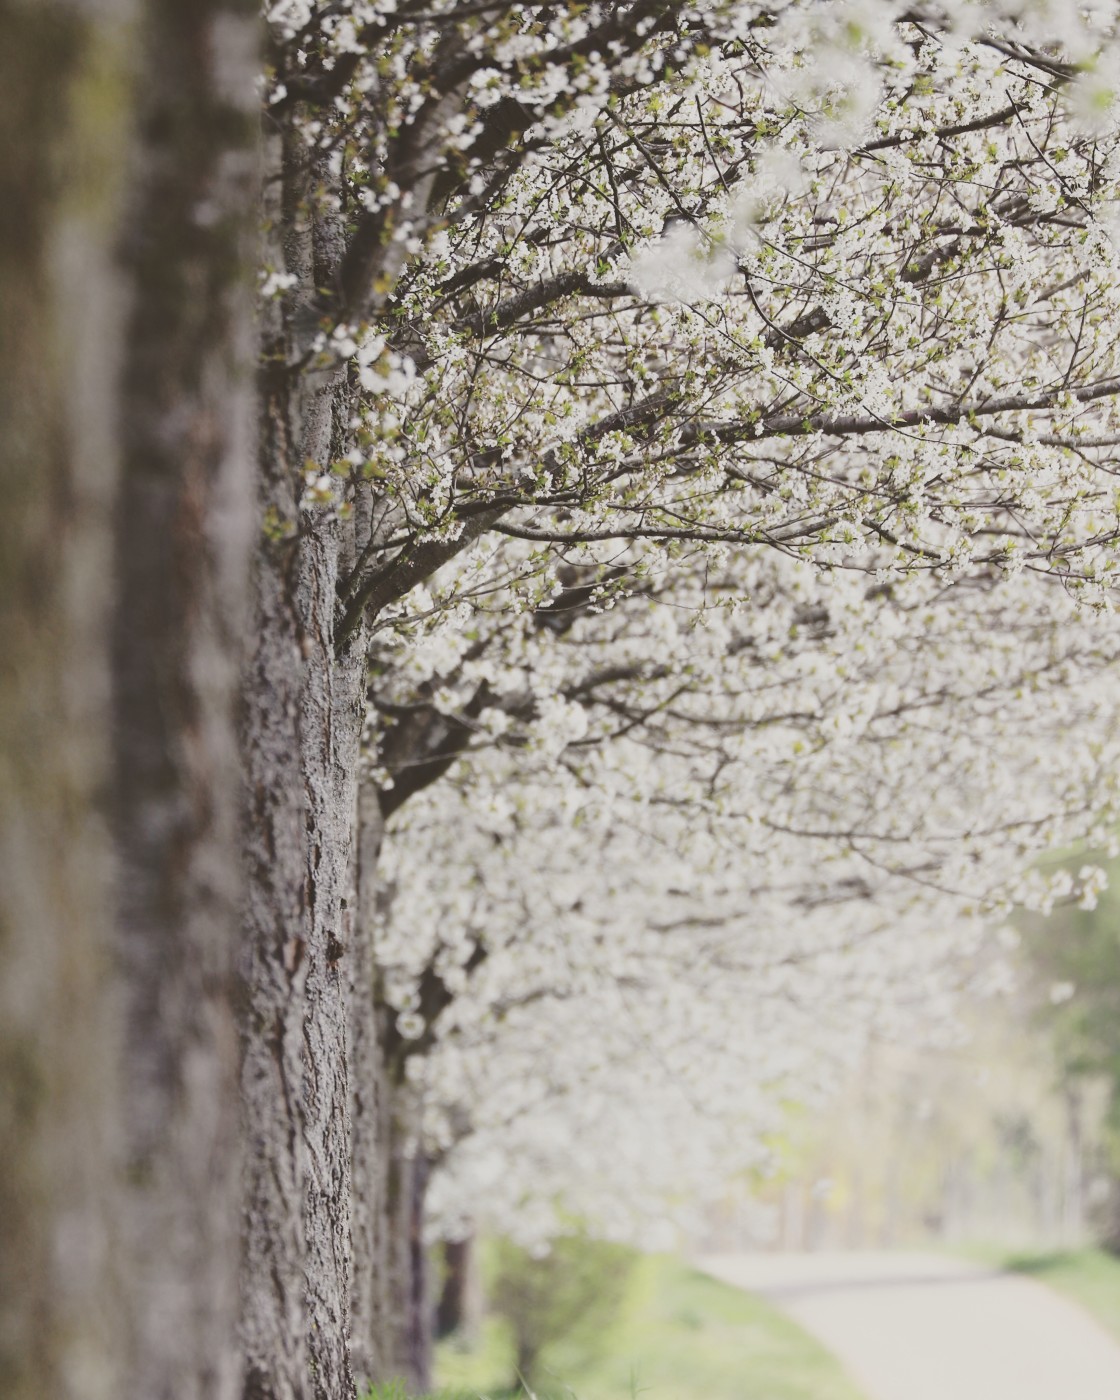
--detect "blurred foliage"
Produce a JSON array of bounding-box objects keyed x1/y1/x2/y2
[
  {"x1": 489, "y1": 1233, "x2": 635, "y2": 1386},
  {"x1": 1016, "y1": 852, "x2": 1120, "y2": 1242},
  {"x1": 437, "y1": 1248, "x2": 868, "y2": 1400}
]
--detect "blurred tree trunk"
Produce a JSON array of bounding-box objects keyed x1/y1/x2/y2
[
  {"x1": 367, "y1": 1100, "x2": 433, "y2": 1393},
  {"x1": 390, "y1": 1146, "x2": 434, "y2": 1393},
  {"x1": 111, "y1": 3, "x2": 258, "y2": 1398},
  {"x1": 351, "y1": 790, "x2": 433, "y2": 1395},
  {"x1": 436, "y1": 1237, "x2": 477, "y2": 1340},
  {"x1": 350, "y1": 778, "x2": 435, "y2": 1393},
  {"x1": 352, "y1": 1036, "x2": 433, "y2": 1394},
  {"x1": 0, "y1": 6, "x2": 132, "y2": 1397},
  {"x1": 0, "y1": 2, "x2": 257, "y2": 1399},
  {"x1": 351, "y1": 786, "x2": 391, "y2": 1391}
]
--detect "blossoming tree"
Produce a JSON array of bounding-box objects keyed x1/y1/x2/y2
[{"x1": 244, "y1": 3, "x2": 1120, "y2": 1397}]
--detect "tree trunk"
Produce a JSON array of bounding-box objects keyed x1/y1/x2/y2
[
  {"x1": 238, "y1": 54, "x2": 477, "y2": 1398},
  {"x1": 436, "y1": 1237, "x2": 477, "y2": 1341},
  {"x1": 239, "y1": 119, "x2": 368, "y2": 1400},
  {"x1": 1, "y1": 2, "x2": 255, "y2": 1395},
  {"x1": 350, "y1": 781, "x2": 438, "y2": 1395},
  {"x1": 351, "y1": 785, "x2": 390, "y2": 1391},
  {"x1": 0, "y1": 6, "x2": 132, "y2": 1396},
  {"x1": 384, "y1": 1108, "x2": 434, "y2": 1392},
  {"x1": 111, "y1": 4, "x2": 258, "y2": 1398}
]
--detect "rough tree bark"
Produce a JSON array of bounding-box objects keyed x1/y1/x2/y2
[
  {"x1": 0, "y1": 6, "x2": 132, "y2": 1396},
  {"x1": 240, "y1": 115, "x2": 369, "y2": 1400},
  {"x1": 240, "y1": 67, "x2": 470, "y2": 1398},
  {"x1": 111, "y1": 4, "x2": 259, "y2": 1398}
]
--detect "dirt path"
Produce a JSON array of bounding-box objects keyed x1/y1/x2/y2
[{"x1": 698, "y1": 1251, "x2": 1120, "y2": 1400}]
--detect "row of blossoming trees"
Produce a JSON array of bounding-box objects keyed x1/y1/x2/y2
[{"x1": 6, "y1": 2, "x2": 1120, "y2": 1398}]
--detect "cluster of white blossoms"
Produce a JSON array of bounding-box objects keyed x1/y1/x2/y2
[
  {"x1": 340, "y1": 21, "x2": 1120, "y2": 595},
  {"x1": 374, "y1": 540, "x2": 1120, "y2": 1241},
  {"x1": 268, "y1": 0, "x2": 1120, "y2": 1239}
]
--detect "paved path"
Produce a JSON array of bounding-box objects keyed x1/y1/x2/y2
[{"x1": 697, "y1": 1251, "x2": 1120, "y2": 1400}]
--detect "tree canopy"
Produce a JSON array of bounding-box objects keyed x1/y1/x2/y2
[{"x1": 279, "y1": 0, "x2": 1120, "y2": 1248}]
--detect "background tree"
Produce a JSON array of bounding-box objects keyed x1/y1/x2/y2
[
  {"x1": 373, "y1": 546, "x2": 1120, "y2": 1242},
  {"x1": 1017, "y1": 848, "x2": 1120, "y2": 1246},
  {"x1": 489, "y1": 1234, "x2": 635, "y2": 1390}
]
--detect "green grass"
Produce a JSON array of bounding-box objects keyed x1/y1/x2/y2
[
  {"x1": 964, "y1": 1245, "x2": 1120, "y2": 1346},
  {"x1": 436, "y1": 1252, "x2": 869, "y2": 1400},
  {"x1": 435, "y1": 1311, "x2": 519, "y2": 1396}
]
